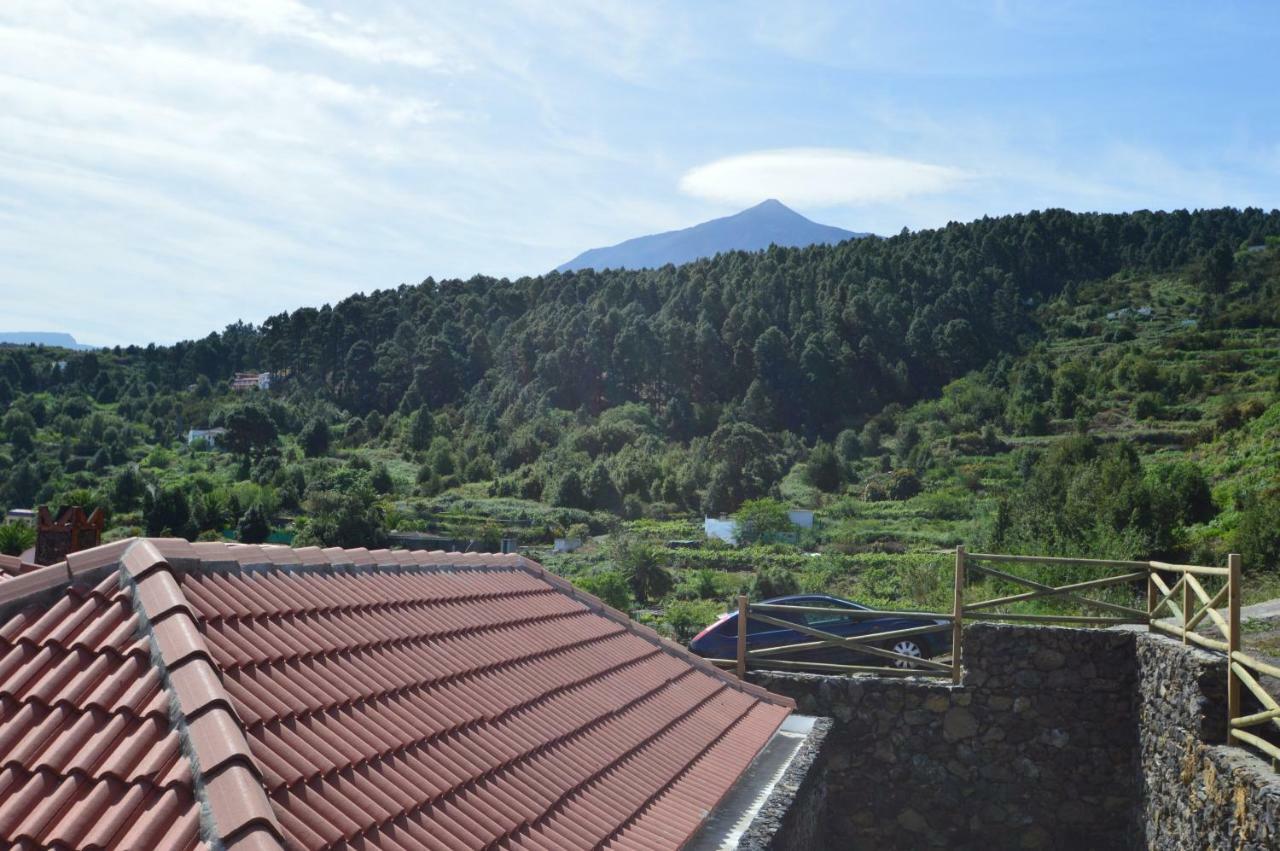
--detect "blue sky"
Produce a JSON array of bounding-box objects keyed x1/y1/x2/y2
[{"x1": 3, "y1": 1, "x2": 1279, "y2": 346}]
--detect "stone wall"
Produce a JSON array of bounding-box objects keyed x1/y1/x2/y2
[
  {"x1": 1135, "y1": 632, "x2": 1280, "y2": 849},
  {"x1": 744, "y1": 624, "x2": 1280, "y2": 850},
  {"x1": 749, "y1": 623, "x2": 1139, "y2": 850}
]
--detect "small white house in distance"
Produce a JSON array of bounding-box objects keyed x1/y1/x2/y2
[
  {"x1": 4, "y1": 509, "x2": 35, "y2": 526},
  {"x1": 705, "y1": 509, "x2": 816, "y2": 545},
  {"x1": 553, "y1": 537, "x2": 583, "y2": 553},
  {"x1": 187, "y1": 427, "x2": 227, "y2": 448}
]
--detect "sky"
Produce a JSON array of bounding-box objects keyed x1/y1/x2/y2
[{"x1": 3, "y1": 1, "x2": 1280, "y2": 346}]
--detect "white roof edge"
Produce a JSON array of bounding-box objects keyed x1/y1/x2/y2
[{"x1": 685, "y1": 714, "x2": 820, "y2": 851}]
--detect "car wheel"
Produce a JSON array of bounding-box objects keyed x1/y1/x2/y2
[{"x1": 889, "y1": 638, "x2": 926, "y2": 669}]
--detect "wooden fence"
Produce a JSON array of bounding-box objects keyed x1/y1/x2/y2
[{"x1": 720, "y1": 546, "x2": 1277, "y2": 763}]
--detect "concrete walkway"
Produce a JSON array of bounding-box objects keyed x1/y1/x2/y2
[
  {"x1": 1120, "y1": 597, "x2": 1280, "y2": 632},
  {"x1": 1243, "y1": 598, "x2": 1280, "y2": 621}
]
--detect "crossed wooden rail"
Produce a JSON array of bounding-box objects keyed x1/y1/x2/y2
[
  {"x1": 720, "y1": 547, "x2": 1276, "y2": 763},
  {"x1": 728, "y1": 600, "x2": 957, "y2": 680}
]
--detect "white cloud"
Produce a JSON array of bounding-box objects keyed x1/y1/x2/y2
[
  {"x1": 2, "y1": 0, "x2": 449, "y2": 70},
  {"x1": 678, "y1": 148, "x2": 971, "y2": 207}
]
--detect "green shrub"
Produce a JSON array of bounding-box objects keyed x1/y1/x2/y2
[
  {"x1": 749, "y1": 566, "x2": 799, "y2": 600},
  {"x1": 236, "y1": 501, "x2": 272, "y2": 544},
  {"x1": 684, "y1": 568, "x2": 720, "y2": 599},
  {"x1": 608, "y1": 534, "x2": 673, "y2": 603},
  {"x1": 803, "y1": 442, "x2": 843, "y2": 492},
  {"x1": 0, "y1": 523, "x2": 35, "y2": 556},
  {"x1": 370, "y1": 463, "x2": 395, "y2": 494},
  {"x1": 576, "y1": 569, "x2": 633, "y2": 611},
  {"x1": 915, "y1": 489, "x2": 973, "y2": 521},
  {"x1": 664, "y1": 599, "x2": 725, "y2": 642},
  {"x1": 300, "y1": 418, "x2": 331, "y2": 458},
  {"x1": 865, "y1": 470, "x2": 923, "y2": 501}
]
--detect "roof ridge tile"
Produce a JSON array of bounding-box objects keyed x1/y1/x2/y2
[
  {"x1": 66, "y1": 539, "x2": 135, "y2": 583},
  {"x1": 335, "y1": 547, "x2": 374, "y2": 566},
  {"x1": 187, "y1": 707, "x2": 259, "y2": 777},
  {"x1": 148, "y1": 612, "x2": 207, "y2": 670},
  {"x1": 166, "y1": 658, "x2": 239, "y2": 724},
  {"x1": 132, "y1": 568, "x2": 194, "y2": 624},
  {"x1": 113, "y1": 540, "x2": 287, "y2": 851},
  {"x1": 204, "y1": 763, "x2": 285, "y2": 845},
  {"x1": 145, "y1": 538, "x2": 201, "y2": 574},
  {"x1": 0, "y1": 563, "x2": 72, "y2": 618}
]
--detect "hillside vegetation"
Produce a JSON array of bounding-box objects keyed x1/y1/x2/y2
[{"x1": 2, "y1": 207, "x2": 1279, "y2": 636}]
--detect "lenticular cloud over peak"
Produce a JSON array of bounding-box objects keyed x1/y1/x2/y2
[{"x1": 679, "y1": 148, "x2": 970, "y2": 207}]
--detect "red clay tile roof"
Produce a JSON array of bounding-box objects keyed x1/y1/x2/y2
[
  {"x1": 0, "y1": 554, "x2": 208, "y2": 850},
  {"x1": 0, "y1": 538, "x2": 792, "y2": 850}
]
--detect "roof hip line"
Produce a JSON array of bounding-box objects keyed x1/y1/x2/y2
[{"x1": 117, "y1": 539, "x2": 286, "y2": 851}]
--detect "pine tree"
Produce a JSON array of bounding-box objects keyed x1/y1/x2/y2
[{"x1": 237, "y1": 502, "x2": 272, "y2": 544}]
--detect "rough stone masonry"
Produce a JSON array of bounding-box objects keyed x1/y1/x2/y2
[{"x1": 740, "y1": 622, "x2": 1280, "y2": 850}]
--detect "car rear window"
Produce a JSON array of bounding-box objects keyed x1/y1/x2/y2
[{"x1": 715, "y1": 614, "x2": 790, "y2": 635}]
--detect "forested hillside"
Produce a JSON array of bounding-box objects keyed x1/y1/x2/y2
[{"x1": 2, "y1": 207, "x2": 1279, "y2": 617}]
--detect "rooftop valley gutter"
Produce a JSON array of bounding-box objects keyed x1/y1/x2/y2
[{"x1": 686, "y1": 714, "x2": 819, "y2": 851}]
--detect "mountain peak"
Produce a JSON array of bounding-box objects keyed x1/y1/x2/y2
[{"x1": 556, "y1": 202, "x2": 869, "y2": 273}]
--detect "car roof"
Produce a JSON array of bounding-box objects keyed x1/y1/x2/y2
[{"x1": 762, "y1": 593, "x2": 865, "y2": 607}]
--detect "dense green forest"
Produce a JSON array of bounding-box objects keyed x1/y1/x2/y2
[{"x1": 3, "y1": 207, "x2": 1280, "y2": 634}]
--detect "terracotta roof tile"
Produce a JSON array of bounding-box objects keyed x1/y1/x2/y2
[
  {"x1": 0, "y1": 538, "x2": 792, "y2": 849},
  {"x1": 0, "y1": 556, "x2": 208, "y2": 850}
]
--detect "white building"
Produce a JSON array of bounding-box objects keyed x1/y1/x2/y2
[
  {"x1": 704, "y1": 509, "x2": 816, "y2": 545},
  {"x1": 187, "y1": 427, "x2": 227, "y2": 449}
]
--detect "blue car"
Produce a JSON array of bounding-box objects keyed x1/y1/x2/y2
[{"x1": 687, "y1": 593, "x2": 948, "y2": 669}]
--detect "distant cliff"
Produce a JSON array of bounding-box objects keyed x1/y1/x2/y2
[{"x1": 0, "y1": 332, "x2": 93, "y2": 350}]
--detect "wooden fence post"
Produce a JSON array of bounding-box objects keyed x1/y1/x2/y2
[
  {"x1": 1228, "y1": 553, "x2": 1241, "y2": 733},
  {"x1": 952, "y1": 546, "x2": 965, "y2": 685},
  {"x1": 736, "y1": 595, "x2": 749, "y2": 681},
  {"x1": 1182, "y1": 576, "x2": 1190, "y2": 644},
  {"x1": 1146, "y1": 568, "x2": 1156, "y2": 630}
]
